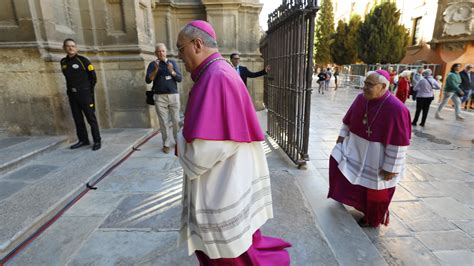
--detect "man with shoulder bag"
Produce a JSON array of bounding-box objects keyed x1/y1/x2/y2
[{"x1": 145, "y1": 43, "x2": 183, "y2": 153}]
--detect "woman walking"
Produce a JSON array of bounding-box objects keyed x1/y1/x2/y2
[
  {"x1": 411, "y1": 69, "x2": 440, "y2": 127},
  {"x1": 435, "y1": 63, "x2": 465, "y2": 121}
]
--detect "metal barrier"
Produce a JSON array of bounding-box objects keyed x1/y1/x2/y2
[
  {"x1": 339, "y1": 74, "x2": 364, "y2": 89},
  {"x1": 260, "y1": 0, "x2": 318, "y2": 167}
]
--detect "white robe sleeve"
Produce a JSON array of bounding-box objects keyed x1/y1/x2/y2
[
  {"x1": 178, "y1": 137, "x2": 239, "y2": 180},
  {"x1": 382, "y1": 144, "x2": 408, "y2": 174},
  {"x1": 339, "y1": 124, "x2": 349, "y2": 137}
]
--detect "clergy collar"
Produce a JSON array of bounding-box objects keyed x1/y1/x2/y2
[
  {"x1": 191, "y1": 52, "x2": 221, "y2": 81},
  {"x1": 368, "y1": 90, "x2": 390, "y2": 103}
]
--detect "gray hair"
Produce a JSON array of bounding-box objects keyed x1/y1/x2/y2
[
  {"x1": 422, "y1": 69, "x2": 432, "y2": 77},
  {"x1": 155, "y1": 43, "x2": 167, "y2": 51},
  {"x1": 366, "y1": 71, "x2": 390, "y2": 89},
  {"x1": 180, "y1": 25, "x2": 218, "y2": 48}
]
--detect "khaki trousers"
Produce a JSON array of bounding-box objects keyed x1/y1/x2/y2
[{"x1": 154, "y1": 94, "x2": 180, "y2": 147}]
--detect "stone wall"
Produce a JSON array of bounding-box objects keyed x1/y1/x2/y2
[{"x1": 0, "y1": 0, "x2": 264, "y2": 136}]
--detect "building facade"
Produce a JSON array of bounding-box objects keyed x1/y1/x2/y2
[
  {"x1": 0, "y1": 0, "x2": 264, "y2": 136},
  {"x1": 333, "y1": 0, "x2": 473, "y2": 79}
]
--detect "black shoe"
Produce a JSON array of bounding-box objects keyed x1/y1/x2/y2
[
  {"x1": 70, "y1": 141, "x2": 90, "y2": 149},
  {"x1": 92, "y1": 142, "x2": 101, "y2": 151},
  {"x1": 411, "y1": 122, "x2": 417, "y2": 126},
  {"x1": 419, "y1": 124, "x2": 424, "y2": 127}
]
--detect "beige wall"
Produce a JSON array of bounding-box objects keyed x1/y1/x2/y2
[{"x1": 0, "y1": 0, "x2": 265, "y2": 136}]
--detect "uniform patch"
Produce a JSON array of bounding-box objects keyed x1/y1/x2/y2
[
  {"x1": 61, "y1": 65, "x2": 67, "y2": 69},
  {"x1": 88, "y1": 65, "x2": 95, "y2": 71},
  {"x1": 72, "y1": 64, "x2": 79, "y2": 69},
  {"x1": 89, "y1": 104, "x2": 94, "y2": 108}
]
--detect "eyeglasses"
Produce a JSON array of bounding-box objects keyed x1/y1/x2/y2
[
  {"x1": 363, "y1": 81, "x2": 380, "y2": 88},
  {"x1": 177, "y1": 39, "x2": 195, "y2": 53}
]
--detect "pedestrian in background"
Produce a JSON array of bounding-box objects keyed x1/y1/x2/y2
[
  {"x1": 328, "y1": 70, "x2": 411, "y2": 228},
  {"x1": 411, "y1": 69, "x2": 440, "y2": 127},
  {"x1": 60, "y1": 38, "x2": 102, "y2": 151},
  {"x1": 395, "y1": 71, "x2": 410, "y2": 103},
  {"x1": 230, "y1": 52, "x2": 270, "y2": 87},
  {"x1": 175, "y1": 20, "x2": 291, "y2": 265},
  {"x1": 145, "y1": 43, "x2": 182, "y2": 153},
  {"x1": 334, "y1": 66, "x2": 340, "y2": 90},
  {"x1": 435, "y1": 63, "x2": 465, "y2": 121},
  {"x1": 460, "y1": 64, "x2": 474, "y2": 110},
  {"x1": 318, "y1": 68, "x2": 328, "y2": 94},
  {"x1": 325, "y1": 67, "x2": 332, "y2": 90}
]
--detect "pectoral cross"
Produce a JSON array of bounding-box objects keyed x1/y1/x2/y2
[{"x1": 366, "y1": 127, "x2": 372, "y2": 136}]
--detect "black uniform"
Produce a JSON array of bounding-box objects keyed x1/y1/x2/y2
[{"x1": 60, "y1": 54, "x2": 101, "y2": 144}]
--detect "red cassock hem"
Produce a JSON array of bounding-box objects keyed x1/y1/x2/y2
[
  {"x1": 327, "y1": 156, "x2": 395, "y2": 227},
  {"x1": 195, "y1": 229, "x2": 292, "y2": 266}
]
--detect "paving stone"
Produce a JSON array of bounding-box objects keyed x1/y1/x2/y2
[
  {"x1": 433, "y1": 250, "x2": 474, "y2": 266},
  {"x1": 402, "y1": 165, "x2": 430, "y2": 182},
  {"x1": 453, "y1": 220, "x2": 474, "y2": 238},
  {"x1": 11, "y1": 216, "x2": 103, "y2": 266},
  {"x1": 3, "y1": 164, "x2": 58, "y2": 182},
  {"x1": 298, "y1": 173, "x2": 386, "y2": 265},
  {"x1": 415, "y1": 230, "x2": 473, "y2": 251},
  {"x1": 430, "y1": 181, "x2": 474, "y2": 206},
  {"x1": 0, "y1": 180, "x2": 26, "y2": 201},
  {"x1": 263, "y1": 169, "x2": 338, "y2": 265},
  {"x1": 63, "y1": 191, "x2": 126, "y2": 217},
  {"x1": 406, "y1": 150, "x2": 443, "y2": 164},
  {"x1": 392, "y1": 185, "x2": 417, "y2": 202},
  {"x1": 100, "y1": 192, "x2": 182, "y2": 230},
  {"x1": 400, "y1": 181, "x2": 446, "y2": 198},
  {"x1": 391, "y1": 201, "x2": 456, "y2": 232},
  {"x1": 67, "y1": 231, "x2": 196, "y2": 266},
  {"x1": 415, "y1": 164, "x2": 472, "y2": 182},
  {"x1": 0, "y1": 129, "x2": 152, "y2": 254},
  {"x1": 422, "y1": 198, "x2": 474, "y2": 220},
  {"x1": 0, "y1": 137, "x2": 29, "y2": 149},
  {"x1": 310, "y1": 159, "x2": 330, "y2": 169},
  {"x1": 362, "y1": 213, "x2": 411, "y2": 241},
  {"x1": 374, "y1": 237, "x2": 441, "y2": 265}
]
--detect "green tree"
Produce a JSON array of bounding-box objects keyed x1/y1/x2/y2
[
  {"x1": 357, "y1": 2, "x2": 409, "y2": 64},
  {"x1": 314, "y1": 0, "x2": 335, "y2": 66},
  {"x1": 330, "y1": 15, "x2": 361, "y2": 65}
]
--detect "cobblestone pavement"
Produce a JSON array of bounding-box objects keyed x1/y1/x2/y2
[{"x1": 308, "y1": 83, "x2": 473, "y2": 265}]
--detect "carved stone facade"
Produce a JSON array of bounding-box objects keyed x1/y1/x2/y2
[{"x1": 0, "y1": 0, "x2": 264, "y2": 136}]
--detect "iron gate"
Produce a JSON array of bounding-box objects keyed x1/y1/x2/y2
[{"x1": 261, "y1": 0, "x2": 318, "y2": 167}]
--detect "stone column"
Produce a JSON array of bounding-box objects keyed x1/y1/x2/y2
[{"x1": 203, "y1": 0, "x2": 265, "y2": 109}]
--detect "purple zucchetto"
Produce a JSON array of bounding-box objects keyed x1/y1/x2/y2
[
  {"x1": 187, "y1": 20, "x2": 217, "y2": 40},
  {"x1": 375, "y1": 69, "x2": 391, "y2": 82}
]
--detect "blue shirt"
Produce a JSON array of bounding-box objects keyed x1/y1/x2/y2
[{"x1": 145, "y1": 59, "x2": 182, "y2": 94}]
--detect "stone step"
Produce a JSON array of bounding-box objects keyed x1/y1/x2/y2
[
  {"x1": 0, "y1": 136, "x2": 68, "y2": 176},
  {"x1": 0, "y1": 128, "x2": 155, "y2": 258},
  {"x1": 273, "y1": 146, "x2": 387, "y2": 266}
]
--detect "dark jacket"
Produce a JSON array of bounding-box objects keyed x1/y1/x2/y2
[
  {"x1": 460, "y1": 70, "x2": 474, "y2": 91},
  {"x1": 236, "y1": 65, "x2": 266, "y2": 86},
  {"x1": 60, "y1": 54, "x2": 97, "y2": 90},
  {"x1": 145, "y1": 59, "x2": 182, "y2": 94}
]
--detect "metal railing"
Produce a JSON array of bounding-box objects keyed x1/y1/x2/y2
[{"x1": 261, "y1": 0, "x2": 318, "y2": 167}]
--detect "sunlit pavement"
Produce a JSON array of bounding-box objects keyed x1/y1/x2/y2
[{"x1": 308, "y1": 82, "x2": 473, "y2": 265}]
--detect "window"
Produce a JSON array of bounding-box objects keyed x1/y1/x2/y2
[{"x1": 412, "y1": 17, "x2": 422, "y2": 46}]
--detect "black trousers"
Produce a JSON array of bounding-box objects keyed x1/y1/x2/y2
[
  {"x1": 412, "y1": 97, "x2": 434, "y2": 126},
  {"x1": 67, "y1": 88, "x2": 101, "y2": 143}
]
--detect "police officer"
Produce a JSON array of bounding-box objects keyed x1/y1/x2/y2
[{"x1": 61, "y1": 38, "x2": 101, "y2": 151}]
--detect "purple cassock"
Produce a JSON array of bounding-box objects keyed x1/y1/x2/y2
[{"x1": 328, "y1": 71, "x2": 412, "y2": 227}]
